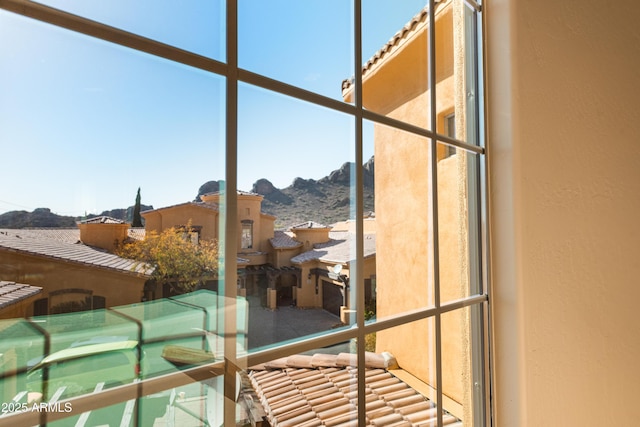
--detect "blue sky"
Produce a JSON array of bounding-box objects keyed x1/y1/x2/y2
[{"x1": 0, "y1": 1, "x2": 426, "y2": 217}]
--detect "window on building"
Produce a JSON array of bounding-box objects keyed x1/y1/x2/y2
[
  {"x1": 444, "y1": 113, "x2": 457, "y2": 158},
  {"x1": 0, "y1": 1, "x2": 488, "y2": 426},
  {"x1": 241, "y1": 220, "x2": 253, "y2": 249}
]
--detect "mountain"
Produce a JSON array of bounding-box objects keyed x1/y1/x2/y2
[
  {"x1": 1, "y1": 158, "x2": 375, "y2": 229},
  {"x1": 87, "y1": 205, "x2": 154, "y2": 223},
  {"x1": 0, "y1": 205, "x2": 153, "y2": 229},
  {"x1": 196, "y1": 157, "x2": 375, "y2": 228},
  {"x1": 0, "y1": 208, "x2": 77, "y2": 228}
]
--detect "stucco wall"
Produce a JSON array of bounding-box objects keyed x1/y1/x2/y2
[
  {"x1": 143, "y1": 206, "x2": 219, "y2": 241},
  {"x1": 0, "y1": 251, "x2": 147, "y2": 310},
  {"x1": 487, "y1": 0, "x2": 640, "y2": 425},
  {"x1": 370, "y1": 0, "x2": 472, "y2": 411},
  {"x1": 78, "y1": 223, "x2": 130, "y2": 252},
  {"x1": 0, "y1": 296, "x2": 40, "y2": 319}
]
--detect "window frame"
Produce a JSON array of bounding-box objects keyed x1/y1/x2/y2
[{"x1": 0, "y1": 0, "x2": 490, "y2": 426}]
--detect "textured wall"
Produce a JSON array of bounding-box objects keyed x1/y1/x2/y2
[{"x1": 488, "y1": 0, "x2": 640, "y2": 425}]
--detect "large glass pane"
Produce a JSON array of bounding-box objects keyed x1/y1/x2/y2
[
  {"x1": 365, "y1": 122, "x2": 436, "y2": 319},
  {"x1": 358, "y1": 0, "x2": 431, "y2": 128},
  {"x1": 32, "y1": 0, "x2": 226, "y2": 61},
  {"x1": 0, "y1": 319, "x2": 45, "y2": 405},
  {"x1": 0, "y1": 11, "x2": 226, "y2": 426},
  {"x1": 237, "y1": 83, "x2": 356, "y2": 348},
  {"x1": 437, "y1": 146, "x2": 483, "y2": 303},
  {"x1": 0, "y1": 11, "x2": 225, "y2": 219},
  {"x1": 239, "y1": 0, "x2": 353, "y2": 101}
]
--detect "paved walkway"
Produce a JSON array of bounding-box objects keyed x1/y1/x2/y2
[{"x1": 246, "y1": 295, "x2": 345, "y2": 350}]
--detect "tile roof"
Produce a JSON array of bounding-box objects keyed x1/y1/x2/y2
[
  {"x1": 0, "y1": 228, "x2": 145, "y2": 242},
  {"x1": 141, "y1": 201, "x2": 220, "y2": 215},
  {"x1": 342, "y1": 2, "x2": 444, "y2": 93},
  {"x1": 270, "y1": 231, "x2": 303, "y2": 250},
  {"x1": 0, "y1": 228, "x2": 81, "y2": 244},
  {"x1": 290, "y1": 221, "x2": 331, "y2": 230},
  {"x1": 0, "y1": 232, "x2": 152, "y2": 276},
  {"x1": 0, "y1": 280, "x2": 42, "y2": 310},
  {"x1": 249, "y1": 352, "x2": 462, "y2": 427},
  {"x1": 79, "y1": 216, "x2": 125, "y2": 224},
  {"x1": 201, "y1": 190, "x2": 260, "y2": 197},
  {"x1": 290, "y1": 232, "x2": 376, "y2": 265},
  {"x1": 127, "y1": 227, "x2": 146, "y2": 241}
]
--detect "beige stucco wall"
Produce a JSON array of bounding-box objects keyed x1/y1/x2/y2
[
  {"x1": 78, "y1": 223, "x2": 130, "y2": 252},
  {"x1": 143, "y1": 205, "x2": 219, "y2": 241},
  {"x1": 293, "y1": 258, "x2": 377, "y2": 311},
  {"x1": 367, "y1": 0, "x2": 472, "y2": 413},
  {"x1": 199, "y1": 193, "x2": 275, "y2": 257},
  {"x1": 0, "y1": 295, "x2": 40, "y2": 320},
  {"x1": 291, "y1": 228, "x2": 331, "y2": 252},
  {"x1": 0, "y1": 251, "x2": 148, "y2": 310},
  {"x1": 258, "y1": 214, "x2": 276, "y2": 253},
  {"x1": 487, "y1": 0, "x2": 640, "y2": 425}
]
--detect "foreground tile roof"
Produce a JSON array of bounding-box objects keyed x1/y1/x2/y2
[
  {"x1": 290, "y1": 232, "x2": 376, "y2": 265},
  {"x1": 0, "y1": 280, "x2": 42, "y2": 309},
  {"x1": 0, "y1": 232, "x2": 151, "y2": 276},
  {"x1": 249, "y1": 352, "x2": 461, "y2": 427}
]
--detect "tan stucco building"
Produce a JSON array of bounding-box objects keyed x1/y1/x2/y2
[
  {"x1": 343, "y1": 0, "x2": 476, "y2": 421},
  {"x1": 0, "y1": 227, "x2": 152, "y2": 316},
  {"x1": 142, "y1": 191, "x2": 375, "y2": 317}
]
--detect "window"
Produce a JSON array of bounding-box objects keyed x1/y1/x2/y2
[
  {"x1": 444, "y1": 113, "x2": 457, "y2": 158},
  {"x1": 177, "y1": 225, "x2": 202, "y2": 245},
  {"x1": 0, "y1": 1, "x2": 488, "y2": 426},
  {"x1": 241, "y1": 220, "x2": 253, "y2": 249}
]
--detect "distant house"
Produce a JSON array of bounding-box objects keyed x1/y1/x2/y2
[
  {"x1": 276, "y1": 220, "x2": 377, "y2": 323},
  {"x1": 144, "y1": 192, "x2": 377, "y2": 320},
  {"x1": 0, "y1": 227, "x2": 152, "y2": 316},
  {"x1": 0, "y1": 190, "x2": 377, "y2": 320}
]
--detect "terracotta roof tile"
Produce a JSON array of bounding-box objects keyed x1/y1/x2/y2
[{"x1": 249, "y1": 352, "x2": 461, "y2": 427}]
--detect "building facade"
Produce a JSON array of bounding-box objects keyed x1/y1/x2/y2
[{"x1": 343, "y1": 0, "x2": 482, "y2": 421}]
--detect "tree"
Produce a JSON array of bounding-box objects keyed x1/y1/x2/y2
[
  {"x1": 132, "y1": 187, "x2": 143, "y2": 227},
  {"x1": 117, "y1": 224, "x2": 219, "y2": 294}
]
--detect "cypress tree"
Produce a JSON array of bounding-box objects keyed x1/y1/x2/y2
[{"x1": 132, "y1": 187, "x2": 143, "y2": 227}]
